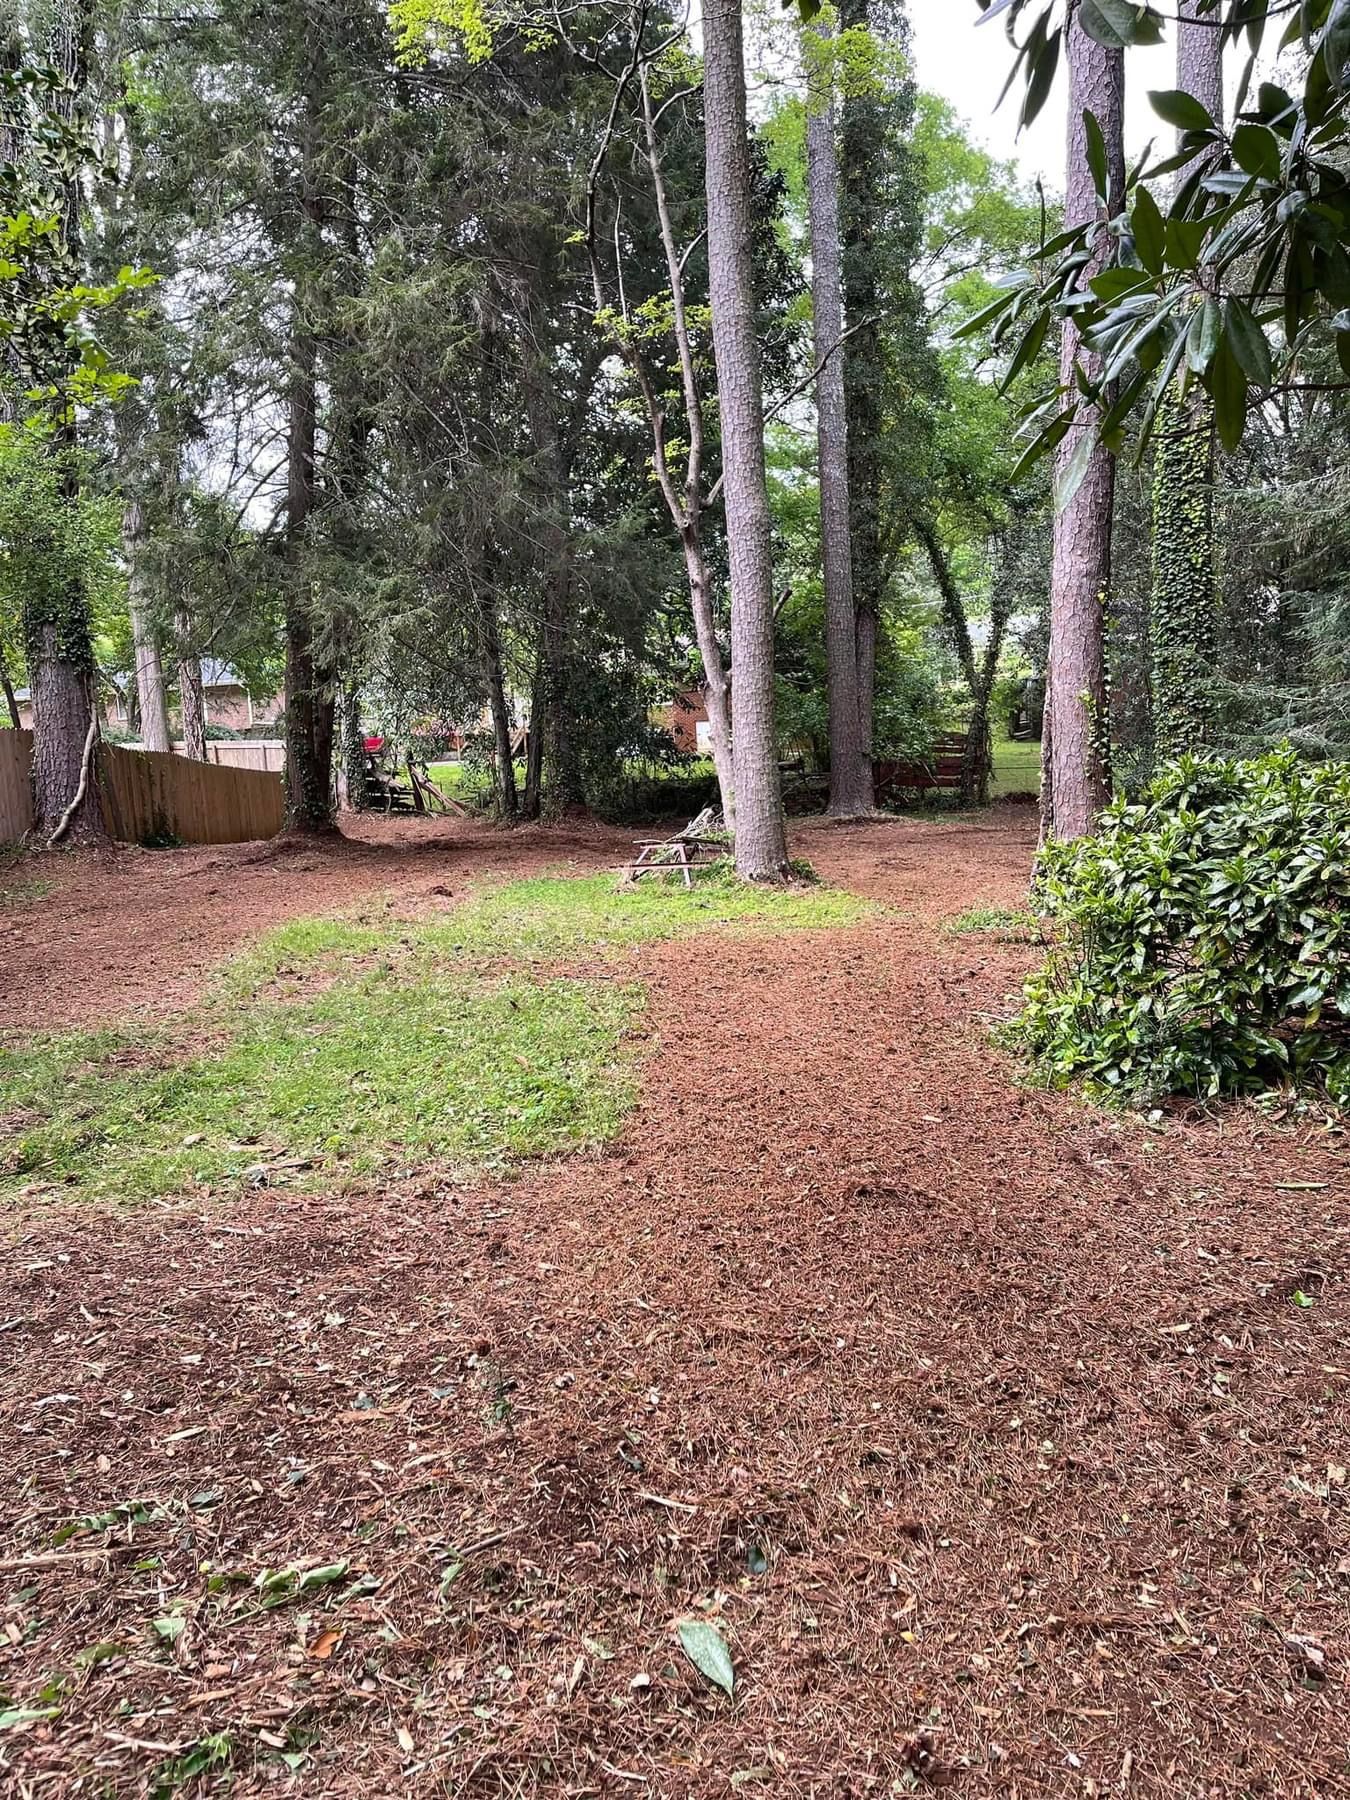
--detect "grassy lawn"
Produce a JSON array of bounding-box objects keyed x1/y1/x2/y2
[
  {"x1": 990, "y1": 732, "x2": 1041, "y2": 797},
  {"x1": 1, "y1": 872, "x2": 867, "y2": 1207}
]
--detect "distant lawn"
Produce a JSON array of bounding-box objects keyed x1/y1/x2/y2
[
  {"x1": 1, "y1": 872, "x2": 867, "y2": 1207},
  {"x1": 991, "y1": 733, "x2": 1040, "y2": 797}
]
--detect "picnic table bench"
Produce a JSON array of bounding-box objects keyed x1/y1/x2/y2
[{"x1": 624, "y1": 833, "x2": 725, "y2": 888}]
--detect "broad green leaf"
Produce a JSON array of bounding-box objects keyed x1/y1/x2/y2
[
  {"x1": 1148, "y1": 89, "x2": 1214, "y2": 133},
  {"x1": 1053, "y1": 422, "x2": 1100, "y2": 514},
  {"x1": 1083, "y1": 107, "x2": 1109, "y2": 201},
  {"x1": 1079, "y1": 0, "x2": 1164, "y2": 50},
  {"x1": 677, "y1": 1619, "x2": 734, "y2": 1697},
  {"x1": 1132, "y1": 186, "x2": 1166, "y2": 277},
  {"x1": 298, "y1": 1561, "x2": 349, "y2": 1591},
  {"x1": 1224, "y1": 295, "x2": 1273, "y2": 385},
  {"x1": 1208, "y1": 336, "x2": 1249, "y2": 452},
  {"x1": 1003, "y1": 309, "x2": 1049, "y2": 388},
  {"x1": 1231, "y1": 123, "x2": 1282, "y2": 180},
  {"x1": 1185, "y1": 297, "x2": 1221, "y2": 374}
]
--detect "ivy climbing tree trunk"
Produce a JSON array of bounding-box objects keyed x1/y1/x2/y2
[
  {"x1": 703, "y1": 0, "x2": 787, "y2": 879},
  {"x1": 1150, "y1": 0, "x2": 1223, "y2": 763},
  {"x1": 1044, "y1": 9, "x2": 1124, "y2": 841},
  {"x1": 27, "y1": 0, "x2": 105, "y2": 843},
  {"x1": 805, "y1": 17, "x2": 871, "y2": 817}
]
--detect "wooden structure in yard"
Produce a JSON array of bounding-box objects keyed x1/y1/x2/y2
[
  {"x1": 874, "y1": 732, "x2": 971, "y2": 803},
  {"x1": 0, "y1": 729, "x2": 283, "y2": 846},
  {"x1": 624, "y1": 807, "x2": 727, "y2": 888}
]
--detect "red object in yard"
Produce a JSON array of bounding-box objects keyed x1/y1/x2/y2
[{"x1": 363, "y1": 736, "x2": 385, "y2": 753}]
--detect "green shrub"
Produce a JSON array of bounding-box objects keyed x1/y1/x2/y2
[{"x1": 1013, "y1": 749, "x2": 1350, "y2": 1104}]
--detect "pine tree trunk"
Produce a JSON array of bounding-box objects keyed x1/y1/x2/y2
[
  {"x1": 839, "y1": 0, "x2": 885, "y2": 764},
  {"x1": 481, "y1": 593, "x2": 519, "y2": 819},
  {"x1": 806, "y1": 19, "x2": 871, "y2": 817},
  {"x1": 282, "y1": 61, "x2": 335, "y2": 836},
  {"x1": 123, "y1": 498, "x2": 171, "y2": 753},
  {"x1": 1044, "y1": 13, "x2": 1124, "y2": 841},
  {"x1": 703, "y1": 0, "x2": 787, "y2": 879},
  {"x1": 177, "y1": 615, "x2": 207, "y2": 762},
  {"x1": 1150, "y1": 0, "x2": 1222, "y2": 763}
]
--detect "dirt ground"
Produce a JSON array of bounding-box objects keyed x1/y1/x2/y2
[{"x1": 1, "y1": 808, "x2": 1347, "y2": 1797}]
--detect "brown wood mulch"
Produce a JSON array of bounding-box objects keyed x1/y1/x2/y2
[{"x1": 1, "y1": 808, "x2": 1346, "y2": 1796}]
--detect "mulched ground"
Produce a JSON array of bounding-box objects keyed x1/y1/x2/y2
[{"x1": 1, "y1": 808, "x2": 1346, "y2": 1797}]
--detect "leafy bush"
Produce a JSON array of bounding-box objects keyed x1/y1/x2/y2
[{"x1": 1014, "y1": 750, "x2": 1350, "y2": 1104}]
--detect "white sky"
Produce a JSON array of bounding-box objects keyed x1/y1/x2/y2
[{"x1": 908, "y1": 1, "x2": 1177, "y2": 189}]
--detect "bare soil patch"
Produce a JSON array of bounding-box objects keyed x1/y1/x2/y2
[{"x1": 2, "y1": 807, "x2": 1346, "y2": 1796}]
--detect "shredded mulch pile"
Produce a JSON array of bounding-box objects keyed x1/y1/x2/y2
[{"x1": 1, "y1": 809, "x2": 1346, "y2": 1796}]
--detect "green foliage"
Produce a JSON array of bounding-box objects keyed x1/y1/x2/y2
[
  {"x1": 967, "y1": 0, "x2": 1350, "y2": 464},
  {"x1": 1, "y1": 872, "x2": 867, "y2": 1205},
  {"x1": 1013, "y1": 750, "x2": 1350, "y2": 1104},
  {"x1": 0, "y1": 421, "x2": 124, "y2": 678},
  {"x1": 946, "y1": 904, "x2": 1038, "y2": 938}
]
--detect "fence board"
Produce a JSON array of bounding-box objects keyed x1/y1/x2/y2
[
  {"x1": 0, "y1": 729, "x2": 34, "y2": 841},
  {"x1": 0, "y1": 732, "x2": 282, "y2": 846},
  {"x1": 99, "y1": 743, "x2": 283, "y2": 845}
]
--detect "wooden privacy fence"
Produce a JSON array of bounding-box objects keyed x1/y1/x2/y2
[
  {"x1": 0, "y1": 729, "x2": 33, "y2": 842},
  {"x1": 0, "y1": 730, "x2": 283, "y2": 846}
]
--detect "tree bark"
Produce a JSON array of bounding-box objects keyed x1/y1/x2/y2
[
  {"x1": 177, "y1": 614, "x2": 207, "y2": 762},
  {"x1": 805, "y1": 19, "x2": 871, "y2": 817},
  {"x1": 1044, "y1": 11, "x2": 1124, "y2": 841},
  {"x1": 122, "y1": 497, "x2": 171, "y2": 752},
  {"x1": 480, "y1": 590, "x2": 518, "y2": 819},
  {"x1": 1150, "y1": 0, "x2": 1222, "y2": 762},
  {"x1": 27, "y1": 0, "x2": 105, "y2": 843},
  {"x1": 703, "y1": 0, "x2": 787, "y2": 879},
  {"x1": 282, "y1": 54, "x2": 336, "y2": 836}
]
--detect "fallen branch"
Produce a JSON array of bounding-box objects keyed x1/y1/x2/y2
[{"x1": 47, "y1": 702, "x2": 100, "y2": 848}]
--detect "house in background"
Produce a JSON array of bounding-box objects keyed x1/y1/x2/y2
[
  {"x1": 653, "y1": 686, "x2": 711, "y2": 755},
  {"x1": 13, "y1": 660, "x2": 284, "y2": 737}
]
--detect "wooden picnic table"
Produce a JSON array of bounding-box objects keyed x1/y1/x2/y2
[{"x1": 624, "y1": 833, "x2": 725, "y2": 889}]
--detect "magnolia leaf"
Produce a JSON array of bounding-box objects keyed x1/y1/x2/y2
[
  {"x1": 1053, "y1": 423, "x2": 1099, "y2": 515},
  {"x1": 1231, "y1": 122, "x2": 1282, "y2": 181},
  {"x1": 1079, "y1": 0, "x2": 1164, "y2": 51},
  {"x1": 1185, "y1": 298, "x2": 1221, "y2": 374},
  {"x1": 1148, "y1": 88, "x2": 1214, "y2": 133},
  {"x1": 1132, "y1": 185, "x2": 1166, "y2": 277},
  {"x1": 1224, "y1": 295, "x2": 1273, "y2": 386},
  {"x1": 677, "y1": 1619, "x2": 734, "y2": 1697}
]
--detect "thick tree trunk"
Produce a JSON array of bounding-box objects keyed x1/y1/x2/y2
[
  {"x1": 1044, "y1": 14, "x2": 1124, "y2": 841},
  {"x1": 521, "y1": 637, "x2": 546, "y2": 821},
  {"x1": 27, "y1": 0, "x2": 105, "y2": 843},
  {"x1": 122, "y1": 498, "x2": 171, "y2": 753},
  {"x1": 1150, "y1": 0, "x2": 1222, "y2": 762},
  {"x1": 840, "y1": 0, "x2": 885, "y2": 765},
  {"x1": 282, "y1": 324, "x2": 335, "y2": 832},
  {"x1": 282, "y1": 65, "x2": 335, "y2": 837},
  {"x1": 806, "y1": 19, "x2": 871, "y2": 817},
  {"x1": 703, "y1": 0, "x2": 787, "y2": 879},
  {"x1": 340, "y1": 684, "x2": 367, "y2": 811},
  {"x1": 481, "y1": 594, "x2": 518, "y2": 819},
  {"x1": 177, "y1": 617, "x2": 207, "y2": 762}
]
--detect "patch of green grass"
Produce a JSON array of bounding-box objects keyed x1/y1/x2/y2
[
  {"x1": 0, "y1": 873, "x2": 53, "y2": 908},
  {"x1": 991, "y1": 734, "x2": 1041, "y2": 797},
  {"x1": 2, "y1": 872, "x2": 867, "y2": 1207},
  {"x1": 946, "y1": 904, "x2": 1040, "y2": 940}
]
